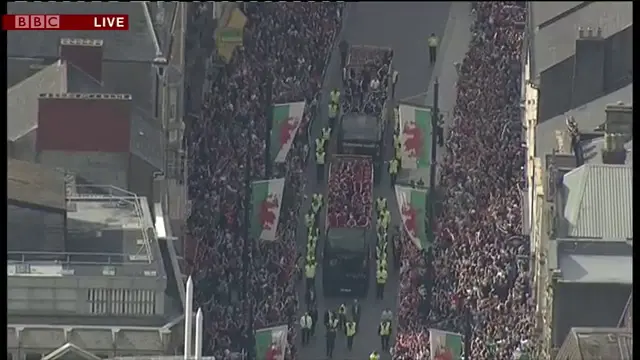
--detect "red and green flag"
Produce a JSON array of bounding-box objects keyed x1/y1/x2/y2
[
  {"x1": 399, "y1": 104, "x2": 432, "y2": 169},
  {"x1": 255, "y1": 325, "x2": 288, "y2": 360},
  {"x1": 395, "y1": 185, "x2": 430, "y2": 250},
  {"x1": 271, "y1": 102, "x2": 305, "y2": 163},
  {"x1": 429, "y1": 328, "x2": 463, "y2": 360},
  {"x1": 251, "y1": 178, "x2": 285, "y2": 241}
]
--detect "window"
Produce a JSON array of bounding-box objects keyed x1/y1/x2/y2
[
  {"x1": 169, "y1": 129, "x2": 178, "y2": 143},
  {"x1": 169, "y1": 87, "x2": 178, "y2": 123}
]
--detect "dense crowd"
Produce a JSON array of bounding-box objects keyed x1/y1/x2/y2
[
  {"x1": 184, "y1": 3, "x2": 342, "y2": 358},
  {"x1": 326, "y1": 157, "x2": 373, "y2": 228},
  {"x1": 341, "y1": 47, "x2": 392, "y2": 116},
  {"x1": 394, "y1": 2, "x2": 533, "y2": 360}
]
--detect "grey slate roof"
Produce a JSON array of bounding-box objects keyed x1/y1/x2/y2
[
  {"x1": 562, "y1": 164, "x2": 633, "y2": 239},
  {"x1": 558, "y1": 253, "x2": 632, "y2": 284},
  {"x1": 7, "y1": 61, "x2": 67, "y2": 141},
  {"x1": 531, "y1": 2, "x2": 584, "y2": 29},
  {"x1": 535, "y1": 84, "x2": 632, "y2": 163},
  {"x1": 7, "y1": 2, "x2": 159, "y2": 62},
  {"x1": 532, "y1": 1, "x2": 632, "y2": 77}
]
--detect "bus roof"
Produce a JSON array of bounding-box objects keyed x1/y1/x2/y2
[{"x1": 326, "y1": 227, "x2": 368, "y2": 252}]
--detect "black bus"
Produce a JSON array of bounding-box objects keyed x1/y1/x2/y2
[{"x1": 322, "y1": 227, "x2": 370, "y2": 296}]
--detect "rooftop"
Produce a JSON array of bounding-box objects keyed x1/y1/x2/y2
[
  {"x1": 7, "y1": 60, "x2": 68, "y2": 141},
  {"x1": 341, "y1": 113, "x2": 382, "y2": 142},
  {"x1": 560, "y1": 164, "x2": 633, "y2": 239},
  {"x1": 8, "y1": 186, "x2": 164, "y2": 278},
  {"x1": 7, "y1": 2, "x2": 160, "y2": 62},
  {"x1": 530, "y1": 1, "x2": 633, "y2": 123},
  {"x1": 7, "y1": 317, "x2": 184, "y2": 359},
  {"x1": 557, "y1": 253, "x2": 632, "y2": 284},
  {"x1": 550, "y1": 238, "x2": 632, "y2": 285},
  {"x1": 556, "y1": 327, "x2": 633, "y2": 360},
  {"x1": 7, "y1": 158, "x2": 67, "y2": 211},
  {"x1": 8, "y1": 58, "x2": 158, "y2": 144},
  {"x1": 531, "y1": 1, "x2": 632, "y2": 77},
  {"x1": 535, "y1": 85, "x2": 633, "y2": 162}
]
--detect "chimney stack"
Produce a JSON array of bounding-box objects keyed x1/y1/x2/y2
[
  {"x1": 601, "y1": 133, "x2": 627, "y2": 165},
  {"x1": 571, "y1": 26, "x2": 605, "y2": 108},
  {"x1": 59, "y1": 38, "x2": 104, "y2": 83},
  {"x1": 604, "y1": 102, "x2": 633, "y2": 141}
]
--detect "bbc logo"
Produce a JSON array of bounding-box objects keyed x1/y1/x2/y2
[{"x1": 14, "y1": 15, "x2": 60, "y2": 29}]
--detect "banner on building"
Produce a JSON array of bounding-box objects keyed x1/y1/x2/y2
[{"x1": 216, "y1": 7, "x2": 247, "y2": 63}]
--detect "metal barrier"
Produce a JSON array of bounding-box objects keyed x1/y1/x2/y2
[
  {"x1": 8, "y1": 251, "x2": 134, "y2": 265},
  {"x1": 69, "y1": 184, "x2": 154, "y2": 263}
]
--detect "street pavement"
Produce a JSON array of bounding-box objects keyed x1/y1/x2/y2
[{"x1": 295, "y1": 3, "x2": 451, "y2": 360}]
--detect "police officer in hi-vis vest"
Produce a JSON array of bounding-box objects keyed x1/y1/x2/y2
[{"x1": 378, "y1": 320, "x2": 392, "y2": 351}]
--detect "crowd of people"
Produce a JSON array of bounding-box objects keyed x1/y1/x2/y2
[
  {"x1": 326, "y1": 156, "x2": 373, "y2": 228},
  {"x1": 341, "y1": 46, "x2": 392, "y2": 116},
  {"x1": 394, "y1": 2, "x2": 533, "y2": 360},
  {"x1": 184, "y1": 3, "x2": 342, "y2": 358}
]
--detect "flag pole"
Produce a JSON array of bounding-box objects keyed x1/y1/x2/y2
[
  {"x1": 428, "y1": 78, "x2": 439, "y2": 230},
  {"x1": 242, "y1": 124, "x2": 256, "y2": 360},
  {"x1": 195, "y1": 308, "x2": 203, "y2": 360},
  {"x1": 265, "y1": 73, "x2": 274, "y2": 178},
  {"x1": 184, "y1": 276, "x2": 194, "y2": 359},
  {"x1": 464, "y1": 301, "x2": 473, "y2": 360}
]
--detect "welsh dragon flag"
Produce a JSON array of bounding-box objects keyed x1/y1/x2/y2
[
  {"x1": 429, "y1": 329, "x2": 463, "y2": 360},
  {"x1": 271, "y1": 101, "x2": 306, "y2": 163},
  {"x1": 251, "y1": 178, "x2": 285, "y2": 241},
  {"x1": 399, "y1": 104, "x2": 432, "y2": 169},
  {"x1": 255, "y1": 325, "x2": 288, "y2": 360},
  {"x1": 395, "y1": 185, "x2": 430, "y2": 250}
]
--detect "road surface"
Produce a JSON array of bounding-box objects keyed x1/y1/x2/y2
[{"x1": 295, "y1": 3, "x2": 451, "y2": 360}]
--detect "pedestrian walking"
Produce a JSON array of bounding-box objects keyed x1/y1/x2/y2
[
  {"x1": 389, "y1": 158, "x2": 399, "y2": 187},
  {"x1": 376, "y1": 265, "x2": 387, "y2": 299},
  {"x1": 378, "y1": 320, "x2": 392, "y2": 351},
  {"x1": 300, "y1": 312, "x2": 312, "y2": 345},
  {"x1": 316, "y1": 149, "x2": 325, "y2": 182},
  {"x1": 345, "y1": 319, "x2": 357, "y2": 351},
  {"x1": 309, "y1": 305, "x2": 318, "y2": 336}
]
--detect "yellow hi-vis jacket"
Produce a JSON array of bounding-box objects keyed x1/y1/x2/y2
[
  {"x1": 328, "y1": 104, "x2": 337, "y2": 118},
  {"x1": 394, "y1": 134, "x2": 401, "y2": 149},
  {"x1": 370, "y1": 352, "x2": 380, "y2": 360},
  {"x1": 305, "y1": 263, "x2": 316, "y2": 278},
  {"x1": 376, "y1": 268, "x2": 388, "y2": 284},
  {"x1": 345, "y1": 322, "x2": 356, "y2": 337},
  {"x1": 376, "y1": 242, "x2": 387, "y2": 259},
  {"x1": 389, "y1": 159, "x2": 399, "y2": 174},
  {"x1": 428, "y1": 36, "x2": 438, "y2": 48},
  {"x1": 306, "y1": 252, "x2": 315, "y2": 263},
  {"x1": 308, "y1": 235, "x2": 317, "y2": 250},
  {"x1": 316, "y1": 151, "x2": 325, "y2": 165},
  {"x1": 379, "y1": 322, "x2": 391, "y2": 336},
  {"x1": 315, "y1": 137, "x2": 325, "y2": 150},
  {"x1": 322, "y1": 127, "x2": 332, "y2": 140},
  {"x1": 304, "y1": 213, "x2": 315, "y2": 228},
  {"x1": 330, "y1": 90, "x2": 340, "y2": 104}
]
